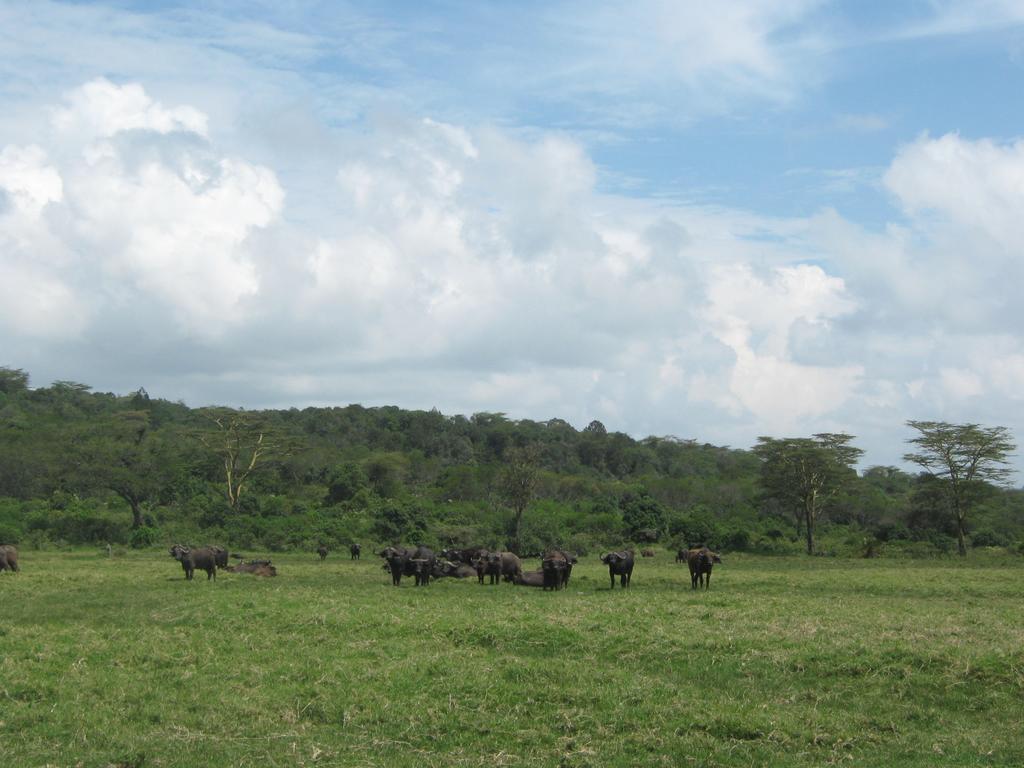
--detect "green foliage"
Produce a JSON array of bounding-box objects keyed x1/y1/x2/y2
[
  {"x1": 0, "y1": 369, "x2": 1022, "y2": 556},
  {"x1": 128, "y1": 525, "x2": 160, "y2": 548},
  {"x1": 619, "y1": 487, "x2": 667, "y2": 540}
]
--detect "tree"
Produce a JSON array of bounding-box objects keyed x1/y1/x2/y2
[
  {"x1": 500, "y1": 443, "x2": 540, "y2": 552},
  {"x1": 0, "y1": 366, "x2": 29, "y2": 395},
  {"x1": 195, "y1": 409, "x2": 292, "y2": 511},
  {"x1": 77, "y1": 411, "x2": 178, "y2": 529},
  {"x1": 753, "y1": 433, "x2": 863, "y2": 554},
  {"x1": 903, "y1": 420, "x2": 1015, "y2": 556},
  {"x1": 619, "y1": 487, "x2": 667, "y2": 540}
]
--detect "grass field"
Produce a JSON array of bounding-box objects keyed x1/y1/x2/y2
[{"x1": 1, "y1": 550, "x2": 1022, "y2": 767}]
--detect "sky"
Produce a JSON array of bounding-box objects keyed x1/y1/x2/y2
[{"x1": 3, "y1": 0, "x2": 1024, "y2": 474}]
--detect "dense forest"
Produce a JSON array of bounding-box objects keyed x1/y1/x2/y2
[{"x1": 1, "y1": 366, "x2": 1022, "y2": 557}]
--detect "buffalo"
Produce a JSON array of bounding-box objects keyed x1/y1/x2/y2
[
  {"x1": 540, "y1": 549, "x2": 576, "y2": 590},
  {"x1": 433, "y1": 560, "x2": 477, "y2": 579},
  {"x1": 641, "y1": 549, "x2": 656, "y2": 558},
  {"x1": 440, "y1": 546, "x2": 486, "y2": 564},
  {"x1": 212, "y1": 546, "x2": 229, "y2": 568},
  {"x1": 479, "y1": 550, "x2": 522, "y2": 584},
  {"x1": 410, "y1": 558, "x2": 433, "y2": 586},
  {"x1": 514, "y1": 570, "x2": 546, "y2": 587},
  {"x1": 170, "y1": 544, "x2": 218, "y2": 581},
  {"x1": 379, "y1": 545, "x2": 435, "y2": 586},
  {"x1": 227, "y1": 559, "x2": 277, "y2": 577},
  {"x1": 350, "y1": 543, "x2": 361, "y2": 560},
  {"x1": 0, "y1": 544, "x2": 19, "y2": 572},
  {"x1": 686, "y1": 547, "x2": 722, "y2": 590},
  {"x1": 600, "y1": 549, "x2": 635, "y2": 589},
  {"x1": 317, "y1": 545, "x2": 329, "y2": 561}
]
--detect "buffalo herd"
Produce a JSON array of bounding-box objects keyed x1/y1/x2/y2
[
  {"x1": 371, "y1": 545, "x2": 722, "y2": 591},
  {"x1": 2, "y1": 539, "x2": 724, "y2": 591}
]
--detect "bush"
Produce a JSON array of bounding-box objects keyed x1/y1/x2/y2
[
  {"x1": 721, "y1": 528, "x2": 751, "y2": 551},
  {"x1": 971, "y1": 528, "x2": 1011, "y2": 548},
  {"x1": 129, "y1": 526, "x2": 160, "y2": 549}
]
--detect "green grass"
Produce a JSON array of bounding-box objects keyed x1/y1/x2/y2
[{"x1": 2, "y1": 551, "x2": 1022, "y2": 767}]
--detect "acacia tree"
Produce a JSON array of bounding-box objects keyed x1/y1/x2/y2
[
  {"x1": 903, "y1": 420, "x2": 1015, "y2": 556},
  {"x1": 77, "y1": 411, "x2": 178, "y2": 529},
  {"x1": 754, "y1": 433, "x2": 863, "y2": 555},
  {"x1": 195, "y1": 409, "x2": 291, "y2": 511},
  {"x1": 500, "y1": 443, "x2": 540, "y2": 553}
]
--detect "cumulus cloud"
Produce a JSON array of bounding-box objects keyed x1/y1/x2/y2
[
  {"x1": 12, "y1": 75, "x2": 1024, "y2": 473},
  {"x1": 0, "y1": 80, "x2": 283, "y2": 340},
  {"x1": 53, "y1": 78, "x2": 208, "y2": 141},
  {"x1": 885, "y1": 132, "x2": 1024, "y2": 252}
]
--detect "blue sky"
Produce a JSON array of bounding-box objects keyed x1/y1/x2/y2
[{"x1": 3, "y1": 0, "x2": 1024, "y2": 473}]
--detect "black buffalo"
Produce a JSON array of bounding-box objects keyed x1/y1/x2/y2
[
  {"x1": 170, "y1": 544, "x2": 218, "y2": 581},
  {"x1": 686, "y1": 547, "x2": 722, "y2": 590},
  {"x1": 479, "y1": 551, "x2": 521, "y2": 584},
  {"x1": 541, "y1": 549, "x2": 577, "y2": 590},
  {"x1": 433, "y1": 560, "x2": 477, "y2": 579},
  {"x1": 440, "y1": 546, "x2": 487, "y2": 564},
  {"x1": 514, "y1": 569, "x2": 546, "y2": 587},
  {"x1": 350, "y1": 543, "x2": 361, "y2": 560},
  {"x1": 599, "y1": 549, "x2": 634, "y2": 589},
  {"x1": 379, "y1": 545, "x2": 435, "y2": 586}
]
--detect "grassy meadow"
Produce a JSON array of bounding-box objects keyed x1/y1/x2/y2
[{"x1": 1, "y1": 550, "x2": 1022, "y2": 767}]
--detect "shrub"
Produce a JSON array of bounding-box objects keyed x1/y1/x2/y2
[{"x1": 128, "y1": 526, "x2": 160, "y2": 549}]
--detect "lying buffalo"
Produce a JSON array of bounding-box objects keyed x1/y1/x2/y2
[
  {"x1": 170, "y1": 544, "x2": 218, "y2": 581},
  {"x1": 686, "y1": 547, "x2": 722, "y2": 590},
  {"x1": 440, "y1": 546, "x2": 487, "y2": 564},
  {"x1": 600, "y1": 549, "x2": 635, "y2": 589},
  {"x1": 514, "y1": 570, "x2": 546, "y2": 587},
  {"x1": 433, "y1": 560, "x2": 477, "y2": 579},
  {"x1": 227, "y1": 559, "x2": 277, "y2": 577},
  {"x1": 0, "y1": 544, "x2": 19, "y2": 572}
]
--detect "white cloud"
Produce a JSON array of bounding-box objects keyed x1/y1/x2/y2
[
  {"x1": 939, "y1": 367, "x2": 984, "y2": 399},
  {"x1": 0, "y1": 144, "x2": 62, "y2": 215},
  {"x1": 885, "y1": 132, "x2": 1024, "y2": 252},
  {"x1": 700, "y1": 263, "x2": 862, "y2": 426},
  {"x1": 0, "y1": 81, "x2": 283, "y2": 341},
  {"x1": 53, "y1": 78, "x2": 208, "y2": 141}
]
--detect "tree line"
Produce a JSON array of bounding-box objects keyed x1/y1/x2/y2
[{"x1": 0, "y1": 366, "x2": 1020, "y2": 557}]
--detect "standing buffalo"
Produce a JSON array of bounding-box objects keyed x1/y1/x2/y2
[
  {"x1": 0, "y1": 544, "x2": 19, "y2": 572},
  {"x1": 170, "y1": 544, "x2": 218, "y2": 581},
  {"x1": 350, "y1": 543, "x2": 361, "y2": 560},
  {"x1": 379, "y1": 545, "x2": 435, "y2": 586},
  {"x1": 480, "y1": 551, "x2": 522, "y2": 584},
  {"x1": 317, "y1": 545, "x2": 329, "y2": 561},
  {"x1": 686, "y1": 547, "x2": 722, "y2": 590},
  {"x1": 600, "y1": 549, "x2": 635, "y2": 589},
  {"x1": 212, "y1": 546, "x2": 229, "y2": 568},
  {"x1": 540, "y1": 549, "x2": 577, "y2": 590}
]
